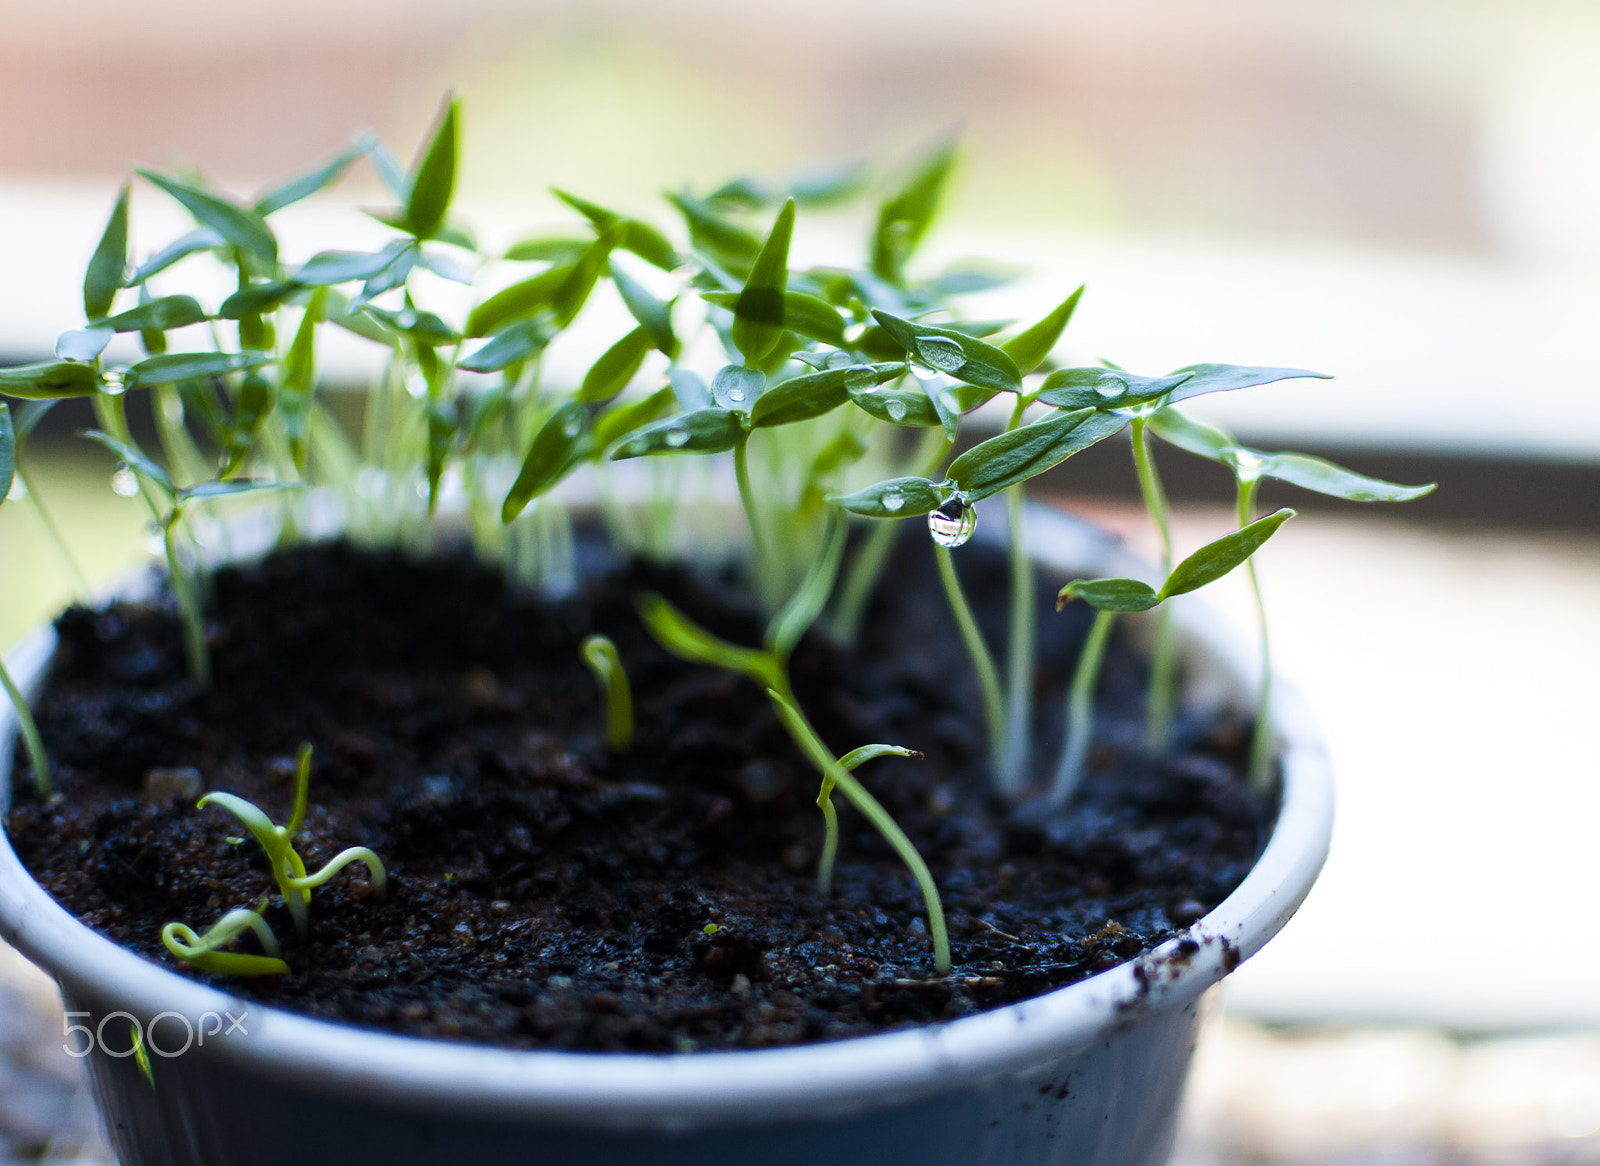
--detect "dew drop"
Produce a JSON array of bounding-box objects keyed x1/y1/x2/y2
[
  {"x1": 928, "y1": 497, "x2": 977, "y2": 548},
  {"x1": 885, "y1": 398, "x2": 908, "y2": 422},
  {"x1": 881, "y1": 489, "x2": 905, "y2": 512},
  {"x1": 727, "y1": 387, "x2": 746, "y2": 403},
  {"x1": 1094, "y1": 372, "x2": 1126, "y2": 398},
  {"x1": 6, "y1": 476, "x2": 27, "y2": 502},
  {"x1": 562, "y1": 412, "x2": 583, "y2": 438},
  {"x1": 110, "y1": 465, "x2": 139, "y2": 497},
  {"x1": 623, "y1": 439, "x2": 648, "y2": 457},
  {"x1": 664, "y1": 428, "x2": 691, "y2": 448},
  {"x1": 916, "y1": 336, "x2": 966, "y2": 373},
  {"x1": 843, "y1": 365, "x2": 879, "y2": 392},
  {"x1": 101, "y1": 369, "x2": 127, "y2": 396}
]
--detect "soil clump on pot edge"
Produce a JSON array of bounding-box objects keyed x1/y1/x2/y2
[{"x1": 7, "y1": 532, "x2": 1274, "y2": 1052}]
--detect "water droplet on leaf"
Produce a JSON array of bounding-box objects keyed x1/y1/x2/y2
[
  {"x1": 727, "y1": 388, "x2": 746, "y2": 403},
  {"x1": 665, "y1": 428, "x2": 690, "y2": 448},
  {"x1": 881, "y1": 489, "x2": 905, "y2": 512},
  {"x1": 1094, "y1": 372, "x2": 1126, "y2": 398},
  {"x1": 928, "y1": 497, "x2": 976, "y2": 547},
  {"x1": 885, "y1": 399, "x2": 908, "y2": 422},
  {"x1": 110, "y1": 465, "x2": 139, "y2": 497},
  {"x1": 562, "y1": 412, "x2": 583, "y2": 438},
  {"x1": 843, "y1": 365, "x2": 879, "y2": 392},
  {"x1": 101, "y1": 369, "x2": 127, "y2": 396},
  {"x1": 916, "y1": 336, "x2": 966, "y2": 373}
]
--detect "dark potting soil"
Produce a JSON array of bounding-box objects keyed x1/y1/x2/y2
[{"x1": 6, "y1": 530, "x2": 1275, "y2": 1053}]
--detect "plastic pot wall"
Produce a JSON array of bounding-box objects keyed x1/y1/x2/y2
[{"x1": 0, "y1": 504, "x2": 1334, "y2": 1166}]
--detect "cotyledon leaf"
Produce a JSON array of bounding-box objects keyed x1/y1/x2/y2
[
  {"x1": 1000, "y1": 286, "x2": 1083, "y2": 376},
  {"x1": 502, "y1": 401, "x2": 590, "y2": 523},
  {"x1": 946, "y1": 407, "x2": 1102, "y2": 502},
  {"x1": 608, "y1": 408, "x2": 748, "y2": 459},
  {"x1": 0, "y1": 361, "x2": 102, "y2": 399},
  {"x1": 578, "y1": 327, "x2": 653, "y2": 403},
  {"x1": 870, "y1": 310, "x2": 1021, "y2": 395},
  {"x1": 831, "y1": 476, "x2": 944, "y2": 519},
  {"x1": 84, "y1": 184, "x2": 129, "y2": 321},
  {"x1": 136, "y1": 170, "x2": 278, "y2": 270},
  {"x1": 730, "y1": 199, "x2": 795, "y2": 366},
  {"x1": 750, "y1": 363, "x2": 901, "y2": 429}
]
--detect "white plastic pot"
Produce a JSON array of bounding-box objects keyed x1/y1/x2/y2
[{"x1": 0, "y1": 504, "x2": 1333, "y2": 1166}]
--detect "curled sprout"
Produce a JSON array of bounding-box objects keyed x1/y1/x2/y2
[
  {"x1": 579, "y1": 634, "x2": 633, "y2": 751},
  {"x1": 161, "y1": 905, "x2": 290, "y2": 976},
  {"x1": 818, "y1": 744, "x2": 922, "y2": 897},
  {"x1": 197, "y1": 742, "x2": 387, "y2": 935}
]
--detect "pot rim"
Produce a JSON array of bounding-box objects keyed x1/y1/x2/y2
[{"x1": 0, "y1": 503, "x2": 1332, "y2": 1130}]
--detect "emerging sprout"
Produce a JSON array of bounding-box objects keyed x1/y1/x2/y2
[
  {"x1": 198, "y1": 743, "x2": 387, "y2": 935},
  {"x1": 161, "y1": 904, "x2": 290, "y2": 976},
  {"x1": 579, "y1": 634, "x2": 633, "y2": 751}
]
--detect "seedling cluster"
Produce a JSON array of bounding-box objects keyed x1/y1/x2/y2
[{"x1": 0, "y1": 97, "x2": 1431, "y2": 975}]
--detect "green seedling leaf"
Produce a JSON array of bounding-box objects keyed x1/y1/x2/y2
[
  {"x1": 465, "y1": 265, "x2": 570, "y2": 337},
  {"x1": 730, "y1": 199, "x2": 795, "y2": 366},
  {"x1": 221, "y1": 370, "x2": 273, "y2": 476},
  {"x1": 609, "y1": 258, "x2": 676, "y2": 356},
  {"x1": 501, "y1": 402, "x2": 589, "y2": 522},
  {"x1": 1253, "y1": 453, "x2": 1435, "y2": 502},
  {"x1": 218, "y1": 281, "x2": 301, "y2": 319},
  {"x1": 847, "y1": 377, "x2": 941, "y2": 428},
  {"x1": 323, "y1": 292, "x2": 394, "y2": 344},
  {"x1": 871, "y1": 310, "x2": 1022, "y2": 395},
  {"x1": 128, "y1": 351, "x2": 273, "y2": 387},
  {"x1": 80, "y1": 430, "x2": 174, "y2": 497},
  {"x1": 56, "y1": 328, "x2": 113, "y2": 363},
  {"x1": 751, "y1": 362, "x2": 900, "y2": 428},
  {"x1": 278, "y1": 288, "x2": 324, "y2": 474},
  {"x1": 1160, "y1": 508, "x2": 1296, "y2": 598},
  {"x1": 593, "y1": 385, "x2": 675, "y2": 450},
  {"x1": 294, "y1": 245, "x2": 408, "y2": 286},
  {"x1": 1001, "y1": 286, "x2": 1084, "y2": 376},
  {"x1": 789, "y1": 162, "x2": 869, "y2": 206},
  {"x1": 104, "y1": 296, "x2": 207, "y2": 333},
  {"x1": 179, "y1": 477, "x2": 296, "y2": 503},
  {"x1": 161, "y1": 909, "x2": 288, "y2": 977},
  {"x1": 360, "y1": 304, "x2": 459, "y2": 346},
  {"x1": 137, "y1": 170, "x2": 278, "y2": 270},
  {"x1": 458, "y1": 319, "x2": 553, "y2": 373},
  {"x1": 710, "y1": 364, "x2": 764, "y2": 411},
  {"x1": 707, "y1": 175, "x2": 773, "y2": 210},
  {"x1": 553, "y1": 189, "x2": 677, "y2": 271},
  {"x1": 253, "y1": 141, "x2": 369, "y2": 216},
  {"x1": 668, "y1": 368, "x2": 711, "y2": 411},
  {"x1": 636, "y1": 593, "x2": 783, "y2": 691},
  {"x1": 578, "y1": 327, "x2": 652, "y2": 403},
  {"x1": 419, "y1": 247, "x2": 474, "y2": 285},
  {"x1": 1165, "y1": 363, "x2": 1331, "y2": 407},
  {"x1": 871, "y1": 140, "x2": 957, "y2": 285},
  {"x1": 0, "y1": 361, "x2": 101, "y2": 399},
  {"x1": 504, "y1": 233, "x2": 590, "y2": 264},
  {"x1": 703, "y1": 289, "x2": 845, "y2": 347},
  {"x1": 130, "y1": 228, "x2": 225, "y2": 285},
  {"x1": 665, "y1": 190, "x2": 762, "y2": 273},
  {"x1": 552, "y1": 227, "x2": 622, "y2": 327},
  {"x1": 832, "y1": 476, "x2": 943, "y2": 518},
  {"x1": 367, "y1": 137, "x2": 409, "y2": 198},
  {"x1": 580, "y1": 634, "x2": 634, "y2": 751},
  {"x1": 0, "y1": 403, "x2": 14, "y2": 503},
  {"x1": 608, "y1": 408, "x2": 747, "y2": 459},
  {"x1": 946, "y1": 406, "x2": 1100, "y2": 501},
  {"x1": 402, "y1": 97, "x2": 459, "y2": 238},
  {"x1": 358, "y1": 241, "x2": 421, "y2": 301},
  {"x1": 1147, "y1": 405, "x2": 1235, "y2": 461},
  {"x1": 1058, "y1": 577, "x2": 1161, "y2": 613},
  {"x1": 1036, "y1": 367, "x2": 1193, "y2": 410},
  {"x1": 84, "y1": 183, "x2": 129, "y2": 320}
]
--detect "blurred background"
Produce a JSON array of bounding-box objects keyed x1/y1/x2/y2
[{"x1": 1, "y1": 1, "x2": 1596, "y2": 1162}]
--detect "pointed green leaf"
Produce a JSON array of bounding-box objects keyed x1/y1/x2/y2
[
  {"x1": 360, "y1": 304, "x2": 458, "y2": 346},
  {"x1": 218, "y1": 282, "x2": 301, "y2": 320},
  {"x1": 137, "y1": 171, "x2": 277, "y2": 270},
  {"x1": 81, "y1": 430, "x2": 174, "y2": 497},
  {"x1": 730, "y1": 199, "x2": 794, "y2": 366},
  {"x1": 578, "y1": 327, "x2": 652, "y2": 403},
  {"x1": 458, "y1": 319, "x2": 553, "y2": 373},
  {"x1": 419, "y1": 248, "x2": 474, "y2": 285},
  {"x1": 0, "y1": 361, "x2": 104, "y2": 399},
  {"x1": 946, "y1": 406, "x2": 1108, "y2": 502},
  {"x1": 832, "y1": 476, "x2": 943, "y2": 519},
  {"x1": 752, "y1": 363, "x2": 901, "y2": 429},
  {"x1": 592, "y1": 385, "x2": 675, "y2": 450},
  {"x1": 665, "y1": 190, "x2": 762, "y2": 273},
  {"x1": 703, "y1": 290, "x2": 845, "y2": 347},
  {"x1": 277, "y1": 289, "x2": 324, "y2": 474},
  {"x1": 128, "y1": 351, "x2": 274, "y2": 388},
  {"x1": 366, "y1": 138, "x2": 408, "y2": 198},
  {"x1": 553, "y1": 227, "x2": 622, "y2": 327},
  {"x1": 608, "y1": 258, "x2": 676, "y2": 356},
  {"x1": 0, "y1": 403, "x2": 14, "y2": 505},
  {"x1": 357, "y1": 241, "x2": 420, "y2": 301},
  {"x1": 1159, "y1": 508, "x2": 1296, "y2": 600},
  {"x1": 56, "y1": 328, "x2": 113, "y2": 363},
  {"x1": 130, "y1": 229, "x2": 225, "y2": 285},
  {"x1": 635, "y1": 593, "x2": 782, "y2": 689},
  {"x1": 501, "y1": 401, "x2": 589, "y2": 522},
  {"x1": 323, "y1": 292, "x2": 394, "y2": 345},
  {"x1": 180, "y1": 478, "x2": 296, "y2": 503},
  {"x1": 84, "y1": 184, "x2": 129, "y2": 320},
  {"x1": 402, "y1": 98, "x2": 458, "y2": 239},
  {"x1": 1257, "y1": 453, "x2": 1435, "y2": 503},
  {"x1": 465, "y1": 265, "x2": 570, "y2": 337},
  {"x1": 1036, "y1": 367, "x2": 1193, "y2": 410},
  {"x1": 608, "y1": 408, "x2": 747, "y2": 459},
  {"x1": 1166, "y1": 364, "x2": 1331, "y2": 407},
  {"x1": 788, "y1": 162, "x2": 869, "y2": 206},
  {"x1": 1001, "y1": 286, "x2": 1083, "y2": 376},
  {"x1": 504, "y1": 234, "x2": 590, "y2": 264},
  {"x1": 105, "y1": 296, "x2": 207, "y2": 333},
  {"x1": 253, "y1": 142, "x2": 370, "y2": 216},
  {"x1": 1148, "y1": 405, "x2": 1234, "y2": 462},
  {"x1": 707, "y1": 176, "x2": 774, "y2": 211},
  {"x1": 871, "y1": 310, "x2": 1021, "y2": 395},
  {"x1": 871, "y1": 140, "x2": 957, "y2": 285},
  {"x1": 710, "y1": 364, "x2": 764, "y2": 411},
  {"x1": 219, "y1": 369, "x2": 272, "y2": 478},
  {"x1": 294, "y1": 245, "x2": 408, "y2": 286},
  {"x1": 553, "y1": 189, "x2": 677, "y2": 271},
  {"x1": 848, "y1": 377, "x2": 941, "y2": 428},
  {"x1": 1057, "y1": 577, "x2": 1160, "y2": 613}
]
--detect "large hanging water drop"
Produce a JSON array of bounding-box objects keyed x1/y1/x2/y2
[
  {"x1": 885, "y1": 398, "x2": 908, "y2": 422},
  {"x1": 916, "y1": 336, "x2": 966, "y2": 373},
  {"x1": 928, "y1": 496, "x2": 976, "y2": 548},
  {"x1": 110, "y1": 464, "x2": 139, "y2": 497},
  {"x1": 881, "y1": 488, "x2": 906, "y2": 513}
]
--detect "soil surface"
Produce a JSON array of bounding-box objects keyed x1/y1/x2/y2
[{"x1": 6, "y1": 530, "x2": 1275, "y2": 1052}]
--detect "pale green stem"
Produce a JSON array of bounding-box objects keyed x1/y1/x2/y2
[
  {"x1": 1237, "y1": 475, "x2": 1276, "y2": 790},
  {"x1": 1000, "y1": 397, "x2": 1033, "y2": 796},
  {"x1": 1050, "y1": 608, "x2": 1115, "y2": 806},
  {"x1": 18, "y1": 464, "x2": 89, "y2": 591},
  {"x1": 816, "y1": 794, "x2": 839, "y2": 896},
  {"x1": 0, "y1": 656, "x2": 50, "y2": 797},
  {"x1": 1131, "y1": 415, "x2": 1176, "y2": 751},
  {"x1": 832, "y1": 427, "x2": 951, "y2": 646},
  {"x1": 733, "y1": 437, "x2": 776, "y2": 609},
  {"x1": 163, "y1": 511, "x2": 210, "y2": 687},
  {"x1": 934, "y1": 543, "x2": 1006, "y2": 781}
]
